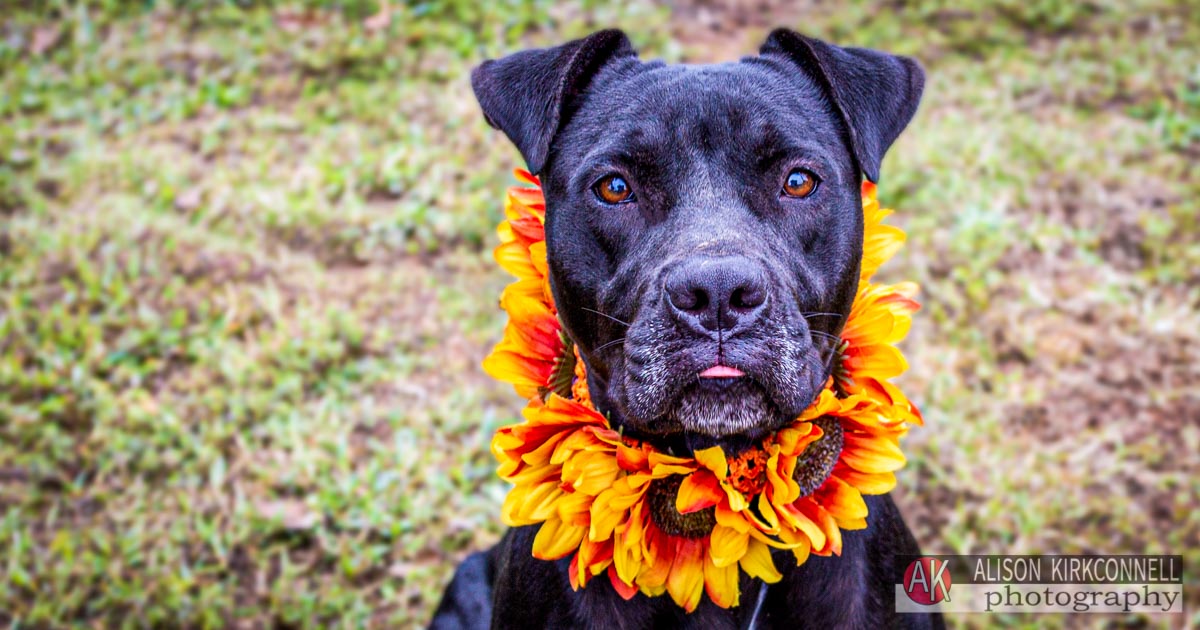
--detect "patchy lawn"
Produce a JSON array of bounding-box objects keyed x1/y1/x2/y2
[{"x1": 1, "y1": 1, "x2": 1196, "y2": 628}]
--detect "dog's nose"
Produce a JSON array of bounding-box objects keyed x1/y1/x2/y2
[{"x1": 665, "y1": 257, "x2": 767, "y2": 334}]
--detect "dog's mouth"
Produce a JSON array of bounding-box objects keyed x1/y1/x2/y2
[
  {"x1": 617, "y1": 369, "x2": 802, "y2": 457},
  {"x1": 669, "y1": 377, "x2": 784, "y2": 449},
  {"x1": 608, "y1": 310, "x2": 835, "y2": 453}
]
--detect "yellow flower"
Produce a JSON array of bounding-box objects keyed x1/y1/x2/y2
[
  {"x1": 487, "y1": 172, "x2": 923, "y2": 611},
  {"x1": 859, "y1": 180, "x2": 906, "y2": 283},
  {"x1": 838, "y1": 181, "x2": 923, "y2": 425},
  {"x1": 483, "y1": 170, "x2": 562, "y2": 399}
]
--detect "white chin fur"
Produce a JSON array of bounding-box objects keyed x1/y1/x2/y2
[{"x1": 668, "y1": 387, "x2": 772, "y2": 437}]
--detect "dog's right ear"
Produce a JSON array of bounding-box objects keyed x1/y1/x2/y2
[{"x1": 471, "y1": 30, "x2": 636, "y2": 175}]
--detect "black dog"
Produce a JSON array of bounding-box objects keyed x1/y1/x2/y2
[{"x1": 432, "y1": 29, "x2": 939, "y2": 629}]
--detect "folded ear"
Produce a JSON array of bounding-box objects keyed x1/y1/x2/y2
[
  {"x1": 760, "y1": 29, "x2": 925, "y2": 182},
  {"x1": 471, "y1": 30, "x2": 637, "y2": 175}
]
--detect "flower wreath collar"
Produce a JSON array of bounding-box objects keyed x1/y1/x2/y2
[{"x1": 485, "y1": 169, "x2": 922, "y2": 612}]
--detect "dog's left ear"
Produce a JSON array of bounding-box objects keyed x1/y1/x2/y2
[{"x1": 761, "y1": 29, "x2": 924, "y2": 182}]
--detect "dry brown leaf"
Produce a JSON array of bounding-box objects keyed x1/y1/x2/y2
[
  {"x1": 363, "y1": 1, "x2": 392, "y2": 33},
  {"x1": 30, "y1": 24, "x2": 63, "y2": 56},
  {"x1": 256, "y1": 499, "x2": 320, "y2": 530}
]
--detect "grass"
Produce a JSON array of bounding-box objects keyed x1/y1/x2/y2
[{"x1": 0, "y1": 0, "x2": 1196, "y2": 628}]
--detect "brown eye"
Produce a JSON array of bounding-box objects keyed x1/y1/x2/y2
[
  {"x1": 594, "y1": 174, "x2": 635, "y2": 204},
  {"x1": 782, "y1": 169, "x2": 819, "y2": 198}
]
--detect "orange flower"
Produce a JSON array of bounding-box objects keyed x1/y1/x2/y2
[
  {"x1": 859, "y1": 180, "x2": 906, "y2": 283},
  {"x1": 487, "y1": 172, "x2": 923, "y2": 611},
  {"x1": 483, "y1": 170, "x2": 562, "y2": 399}
]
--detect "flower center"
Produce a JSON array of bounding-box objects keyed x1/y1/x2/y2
[
  {"x1": 727, "y1": 448, "x2": 768, "y2": 496},
  {"x1": 647, "y1": 476, "x2": 716, "y2": 538},
  {"x1": 793, "y1": 416, "x2": 844, "y2": 496}
]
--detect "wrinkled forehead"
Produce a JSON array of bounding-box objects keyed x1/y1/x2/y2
[{"x1": 558, "y1": 60, "x2": 846, "y2": 173}]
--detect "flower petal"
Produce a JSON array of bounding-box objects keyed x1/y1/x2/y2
[
  {"x1": 556, "y1": 489, "x2": 593, "y2": 527},
  {"x1": 483, "y1": 346, "x2": 554, "y2": 399},
  {"x1": 675, "y1": 470, "x2": 724, "y2": 514},
  {"x1": 832, "y1": 465, "x2": 897, "y2": 495},
  {"x1": 840, "y1": 434, "x2": 906, "y2": 473},
  {"x1": 777, "y1": 524, "x2": 813, "y2": 566},
  {"x1": 815, "y1": 476, "x2": 869, "y2": 523},
  {"x1": 693, "y1": 446, "x2": 728, "y2": 479},
  {"x1": 569, "y1": 551, "x2": 581, "y2": 590},
  {"x1": 637, "y1": 521, "x2": 672, "y2": 593},
  {"x1": 739, "y1": 538, "x2": 782, "y2": 583},
  {"x1": 842, "y1": 343, "x2": 908, "y2": 380},
  {"x1": 703, "y1": 550, "x2": 741, "y2": 608},
  {"x1": 562, "y1": 450, "x2": 620, "y2": 496},
  {"x1": 608, "y1": 565, "x2": 639, "y2": 600},
  {"x1": 777, "y1": 502, "x2": 826, "y2": 552},
  {"x1": 714, "y1": 502, "x2": 751, "y2": 534},
  {"x1": 721, "y1": 482, "x2": 749, "y2": 512},
  {"x1": 590, "y1": 479, "x2": 643, "y2": 542},
  {"x1": 617, "y1": 443, "x2": 650, "y2": 472},
  {"x1": 797, "y1": 500, "x2": 842, "y2": 556},
  {"x1": 532, "y1": 517, "x2": 586, "y2": 560},
  {"x1": 666, "y1": 539, "x2": 706, "y2": 613},
  {"x1": 709, "y1": 524, "x2": 749, "y2": 568}
]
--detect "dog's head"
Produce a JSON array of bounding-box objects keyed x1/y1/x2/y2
[{"x1": 472, "y1": 29, "x2": 923, "y2": 454}]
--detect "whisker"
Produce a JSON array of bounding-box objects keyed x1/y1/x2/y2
[
  {"x1": 593, "y1": 336, "x2": 627, "y2": 353},
  {"x1": 809, "y1": 330, "x2": 844, "y2": 369},
  {"x1": 580, "y1": 306, "x2": 631, "y2": 327},
  {"x1": 822, "y1": 347, "x2": 842, "y2": 369},
  {"x1": 809, "y1": 330, "x2": 843, "y2": 345},
  {"x1": 800, "y1": 312, "x2": 844, "y2": 320}
]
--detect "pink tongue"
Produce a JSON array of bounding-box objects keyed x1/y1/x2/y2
[{"x1": 699, "y1": 365, "x2": 745, "y2": 378}]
